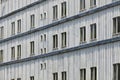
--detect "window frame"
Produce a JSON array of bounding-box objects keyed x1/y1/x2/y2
[
  {"x1": 61, "y1": 32, "x2": 67, "y2": 48},
  {"x1": 53, "y1": 5, "x2": 58, "y2": 20},
  {"x1": 80, "y1": 27, "x2": 86, "y2": 43},
  {"x1": 90, "y1": 23, "x2": 97, "y2": 41},
  {"x1": 0, "y1": 26, "x2": 4, "y2": 39},
  {"x1": 53, "y1": 34, "x2": 58, "y2": 50},
  {"x1": 30, "y1": 14, "x2": 35, "y2": 29},
  {"x1": 61, "y1": 2, "x2": 67, "y2": 18}
]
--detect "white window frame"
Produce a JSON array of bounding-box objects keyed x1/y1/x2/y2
[
  {"x1": 53, "y1": 34, "x2": 58, "y2": 49},
  {"x1": 61, "y1": 2, "x2": 67, "y2": 18},
  {"x1": 17, "y1": 19, "x2": 21, "y2": 33},
  {"x1": 11, "y1": 47, "x2": 15, "y2": 60},
  {"x1": 17, "y1": 45, "x2": 21, "y2": 60},
  {"x1": 11, "y1": 22, "x2": 15, "y2": 35},
  {"x1": 80, "y1": 27, "x2": 86, "y2": 43},
  {"x1": 80, "y1": 0, "x2": 85, "y2": 11},
  {"x1": 80, "y1": 69, "x2": 86, "y2": 80},
  {"x1": 30, "y1": 41, "x2": 35, "y2": 56},
  {"x1": 30, "y1": 14, "x2": 35, "y2": 28},
  {"x1": 90, "y1": 23, "x2": 97, "y2": 40},
  {"x1": 53, "y1": 5, "x2": 58, "y2": 20},
  {"x1": 0, "y1": 26, "x2": 4, "y2": 39},
  {"x1": 61, "y1": 32, "x2": 67, "y2": 48}
]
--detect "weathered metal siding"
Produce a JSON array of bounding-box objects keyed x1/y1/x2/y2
[{"x1": 0, "y1": 41, "x2": 119, "y2": 80}]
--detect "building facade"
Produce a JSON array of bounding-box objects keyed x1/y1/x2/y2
[{"x1": 0, "y1": 0, "x2": 120, "y2": 80}]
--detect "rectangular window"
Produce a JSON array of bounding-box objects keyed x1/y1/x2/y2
[
  {"x1": 61, "y1": 32, "x2": 67, "y2": 48},
  {"x1": 44, "y1": 48, "x2": 46, "y2": 54},
  {"x1": 53, "y1": 5, "x2": 58, "y2": 20},
  {"x1": 113, "y1": 64, "x2": 120, "y2": 80},
  {"x1": 30, "y1": 76, "x2": 34, "y2": 80},
  {"x1": 80, "y1": 27, "x2": 86, "y2": 43},
  {"x1": 11, "y1": 47, "x2": 15, "y2": 60},
  {"x1": 113, "y1": 17, "x2": 120, "y2": 35},
  {"x1": 61, "y1": 2, "x2": 67, "y2": 18},
  {"x1": 44, "y1": 12, "x2": 47, "y2": 19},
  {"x1": 44, "y1": 34, "x2": 46, "y2": 41},
  {"x1": 53, "y1": 34, "x2": 58, "y2": 49},
  {"x1": 90, "y1": 0, "x2": 96, "y2": 7},
  {"x1": 80, "y1": 69, "x2": 86, "y2": 80},
  {"x1": 17, "y1": 19, "x2": 21, "y2": 33},
  {"x1": 80, "y1": 0, "x2": 85, "y2": 10},
  {"x1": 0, "y1": 50, "x2": 3, "y2": 63},
  {"x1": 17, "y1": 78, "x2": 21, "y2": 80},
  {"x1": 91, "y1": 67, "x2": 97, "y2": 80},
  {"x1": 41, "y1": 49, "x2": 43, "y2": 54},
  {"x1": 62, "y1": 71, "x2": 67, "y2": 80},
  {"x1": 17, "y1": 45, "x2": 21, "y2": 60},
  {"x1": 30, "y1": 14, "x2": 35, "y2": 28},
  {"x1": 53, "y1": 73, "x2": 58, "y2": 80},
  {"x1": 30, "y1": 41, "x2": 35, "y2": 56},
  {"x1": 0, "y1": 26, "x2": 4, "y2": 39},
  {"x1": 90, "y1": 23, "x2": 97, "y2": 40},
  {"x1": 11, "y1": 22, "x2": 15, "y2": 35}
]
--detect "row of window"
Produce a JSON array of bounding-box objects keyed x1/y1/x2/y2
[
  {"x1": 0, "y1": 0, "x2": 95, "y2": 38},
  {"x1": 0, "y1": 1, "x2": 119, "y2": 40},
  {"x1": 0, "y1": 42, "x2": 47, "y2": 62},
  {"x1": 0, "y1": 16, "x2": 120, "y2": 62},
  {"x1": 10, "y1": 64, "x2": 120, "y2": 80}
]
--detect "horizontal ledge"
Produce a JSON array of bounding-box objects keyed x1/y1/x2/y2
[
  {"x1": 0, "y1": 1, "x2": 120, "y2": 43},
  {"x1": 0, "y1": 36, "x2": 120, "y2": 66}
]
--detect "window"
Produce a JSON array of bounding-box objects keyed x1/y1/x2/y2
[
  {"x1": 62, "y1": 71, "x2": 67, "y2": 80},
  {"x1": 11, "y1": 47, "x2": 15, "y2": 60},
  {"x1": 44, "y1": 63, "x2": 46, "y2": 69},
  {"x1": 40, "y1": 14, "x2": 43, "y2": 20},
  {"x1": 0, "y1": 26, "x2": 4, "y2": 39},
  {"x1": 11, "y1": 22, "x2": 15, "y2": 35},
  {"x1": 90, "y1": 0, "x2": 96, "y2": 7},
  {"x1": 53, "y1": 73, "x2": 58, "y2": 80},
  {"x1": 80, "y1": 69, "x2": 86, "y2": 80},
  {"x1": 30, "y1": 76, "x2": 34, "y2": 80},
  {"x1": 61, "y1": 2, "x2": 67, "y2": 18},
  {"x1": 0, "y1": 50, "x2": 3, "y2": 62},
  {"x1": 113, "y1": 64, "x2": 120, "y2": 80},
  {"x1": 17, "y1": 78, "x2": 21, "y2": 80},
  {"x1": 41, "y1": 49, "x2": 43, "y2": 54},
  {"x1": 30, "y1": 41, "x2": 35, "y2": 56},
  {"x1": 80, "y1": 27, "x2": 86, "y2": 43},
  {"x1": 53, "y1": 34, "x2": 58, "y2": 49},
  {"x1": 61, "y1": 32, "x2": 67, "y2": 48},
  {"x1": 44, "y1": 12, "x2": 47, "y2": 19},
  {"x1": 30, "y1": 14, "x2": 35, "y2": 28},
  {"x1": 90, "y1": 23, "x2": 97, "y2": 40},
  {"x1": 17, "y1": 45, "x2": 21, "y2": 60},
  {"x1": 53, "y1": 5, "x2": 58, "y2": 20},
  {"x1": 91, "y1": 67, "x2": 97, "y2": 80},
  {"x1": 80, "y1": 0, "x2": 85, "y2": 10},
  {"x1": 41, "y1": 35, "x2": 43, "y2": 42},
  {"x1": 17, "y1": 19, "x2": 21, "y2": 33},
  {"x1": 44, "y1": 48, "x2": 46, "y2": 53},
  {"x1": 41, "y1": 63, "x2": 43, "y2": 70},
  {"x1": 44, "y1": 34, "x2": 46, "y2": 41},
  {"x1": 113, "y1": 17, "x2": 120, "y2": 35}
]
